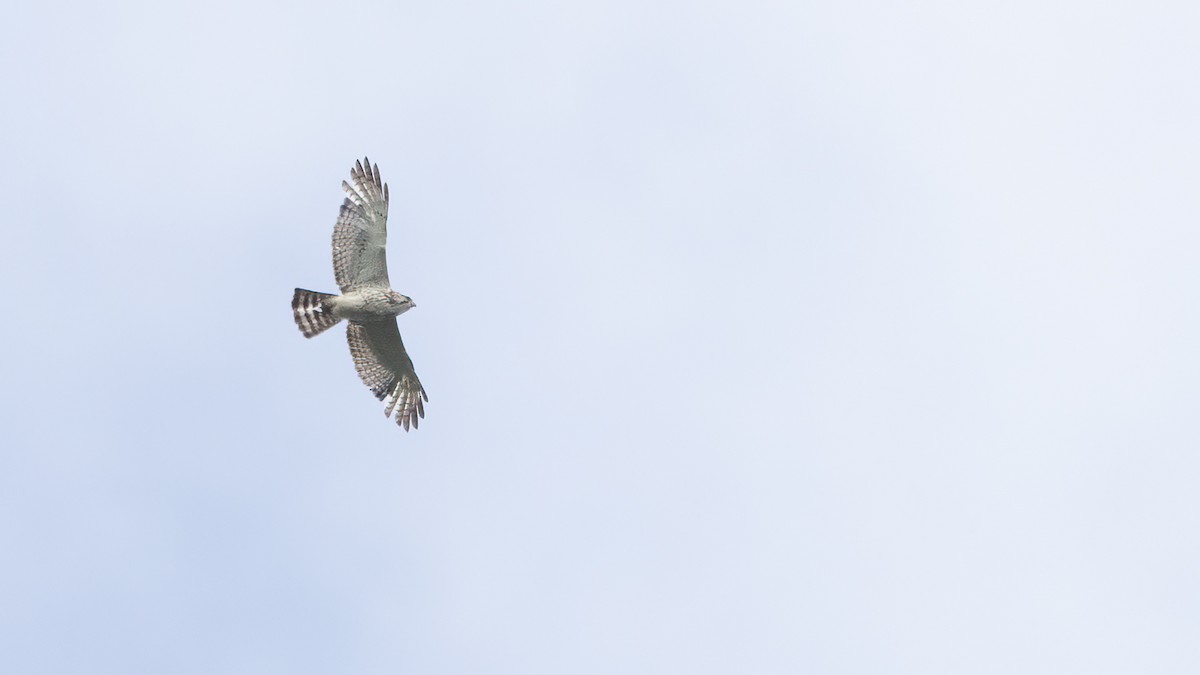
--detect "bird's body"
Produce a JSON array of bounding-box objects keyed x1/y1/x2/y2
[
  {"x1": 292, "y1": 157, "x2": 428, "y2": 431},
  {"x1": 330, "y1": 287, "x2": 413, "y2": 323}
]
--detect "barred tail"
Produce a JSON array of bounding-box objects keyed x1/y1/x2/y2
[{"x1": 292, "y1": 288, "x2": 341, "y2": 338}]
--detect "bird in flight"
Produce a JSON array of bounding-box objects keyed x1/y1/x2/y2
[{"x1": 292, "y1": 157, "x2": 428, "y2": 431}]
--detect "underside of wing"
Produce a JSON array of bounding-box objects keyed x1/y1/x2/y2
[
  {"x1": 346, "y1": 320, "x2": 428, "y2": 431},
  {"x1": 333, "y1": 157, "x2": 391, "y2": 292}
]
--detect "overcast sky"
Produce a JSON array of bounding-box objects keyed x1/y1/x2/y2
[{"x1": 3, "y1": 1, "x2": 1199, "y2": 673}]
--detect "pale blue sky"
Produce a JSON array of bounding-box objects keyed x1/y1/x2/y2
[{"x1": 2, "y1": 1, "x2": 1199, "y2": 673}]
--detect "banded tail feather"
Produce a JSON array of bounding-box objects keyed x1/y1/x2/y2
[{"x1": 292, "y1": 288, "x2": 340, "y2": 338}]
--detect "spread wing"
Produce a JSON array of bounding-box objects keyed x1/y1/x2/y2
[
  {"x1": 346, "y1": 320, "x2": 428, "y2": 431},
  {"x1": 333, "y1": 157, "x2": 390, "y2": 292}
]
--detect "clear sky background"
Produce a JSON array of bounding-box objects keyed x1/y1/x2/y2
[{"x1": 2, "y1": 1, "x2": 1198, "y2": 673}]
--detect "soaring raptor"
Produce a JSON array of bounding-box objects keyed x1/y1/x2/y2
[{"x1": 292, "y1": 157, "x2": 428, "y2": 431}]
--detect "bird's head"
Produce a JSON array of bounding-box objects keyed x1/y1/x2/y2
[{"x1": 389, "y1": 291, "x2": 416, "y2": 315}]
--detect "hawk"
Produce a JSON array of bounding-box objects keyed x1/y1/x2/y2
[{"x1": 292, "y1": 157, "x2": 428, "y2": 431}]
